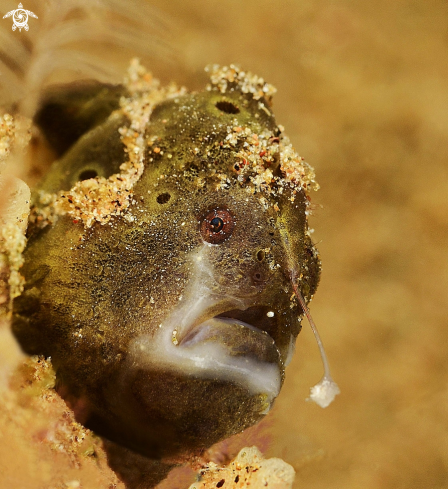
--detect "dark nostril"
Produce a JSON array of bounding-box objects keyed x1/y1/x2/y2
[
  {"x1": 256, "y1": 250, "x2": 265, "y2": 261},
  {"x1": 253, "y1": 272, "x2": 263, "y2": 282},
  {"x1": 215, "y1": 100, "x2": 240, "y2": 114},
  {"x1": 79, "y1": 169, "x2": 98, "y2": 180},
  {"x1": 156, "y1": 192, "x2": 171, "y2": 204}
]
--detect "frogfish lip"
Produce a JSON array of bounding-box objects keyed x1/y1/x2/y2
[
  {"x1": 126, "y1": 304, "x2": 284, "y2": 410},
  {"x1": 175, "y1": 312, "x2": 283, "y2": 410},
  {"x1": 180, "y1": 314, "x2": 280, "y2": 366}
]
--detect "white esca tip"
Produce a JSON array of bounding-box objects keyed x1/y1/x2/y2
[{"x1": 308, "y1": 376, "x2": 340, "y2": 408}]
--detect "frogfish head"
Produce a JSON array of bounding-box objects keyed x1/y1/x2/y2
[{"x1": 12, "y1": 63, "x2": 321, "y2": 459}]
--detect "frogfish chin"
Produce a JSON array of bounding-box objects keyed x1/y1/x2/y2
[{"x1": 12, "y1": 62, "x2": 321, "y2": 460}]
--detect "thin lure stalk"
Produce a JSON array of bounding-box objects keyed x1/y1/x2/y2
[{"x1": 291, "y1": 273, "x2": 340, "y2": 408}]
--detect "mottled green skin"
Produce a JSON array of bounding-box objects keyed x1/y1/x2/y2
[
  {"x1": 34, "y1": 81, "x2": 126, "y2": 157},
  {"x1": 13, "y1": 84, "x2": 320, "y2": 459}
]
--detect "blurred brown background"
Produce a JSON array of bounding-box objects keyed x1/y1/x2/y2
[
  {"x1": 150, "y1": 1, "x2": 448, "y2": 488},
  {"x1": 2, "y1": 0, "x2": 448, "y2": 487}
]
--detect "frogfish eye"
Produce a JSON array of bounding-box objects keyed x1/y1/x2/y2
[
  {"x1": 210, "y1": 217, "x2": 223, "y2": 232},
  {"x1": 200, "y1": 208, "x2": 235, "y2": 244}
]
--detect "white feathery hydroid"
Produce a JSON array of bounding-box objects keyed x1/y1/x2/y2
[{"x1": 0, "y1": 0, "x2": 176, "y2": 116}]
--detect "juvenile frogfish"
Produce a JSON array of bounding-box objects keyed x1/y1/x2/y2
[{"x1": 12, "y1": 62, "x2": 322, "y2": 460}]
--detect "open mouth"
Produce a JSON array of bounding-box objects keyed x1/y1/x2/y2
[
  {"x1": 180, "y1": 307, "x2": 281, "y2": 366},
  {"x1": 127, "y1": 303, "x2": 284, "y2": 408}
]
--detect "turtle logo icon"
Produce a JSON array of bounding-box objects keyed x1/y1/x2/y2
[{"x1": 3, "y1": 3, "x2": 38, "y2": 32}]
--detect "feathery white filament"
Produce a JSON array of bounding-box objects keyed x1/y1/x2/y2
[{"x1": 0, "y1": 0, "x2": 177, "y2": 115}]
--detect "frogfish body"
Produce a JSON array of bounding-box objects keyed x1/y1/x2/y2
[{"x1": 12, "y1": 62, "x2": 321, "y2": 460}]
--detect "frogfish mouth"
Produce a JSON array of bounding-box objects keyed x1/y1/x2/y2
[{"x1": 12, "y1": 62, "x2": 323, "y2": 460}]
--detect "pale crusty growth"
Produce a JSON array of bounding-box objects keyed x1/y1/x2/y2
[
  {"x1": 29, "y1": 190, "x2": 58, "y2": 229},
  {"x1": 0, "y1": 176, "x2": 31, "y2": 306},
  {"x1": 221, "y1": 123, "x2": 318, "y2": 205},
  {"x1": 52, "y1": 59, "x2": 186, "y2": 228},
  {"x1": 0, "y1": 113, "x2": 30, "y2": 314},
  {"x1": 206, "y1": 65, "x2": 318, "y2": 204},
  {"x1": 0, "y1": 113, "x2": 32, "y2": 166},
  {"x1": 206, "y1": 64, "x2": 277, "y2": 102},
  {"x1": 189, "y1": 446, "x2": 295, "y2": 489},
  {"x1": 0, "y1": 223, "x2": 26, "y2": 303},
  {"x1": 279, "y1": 134, "x2": 319, "y2": 192},
  {"x1": 0, "y1": 114, "x2": 14, "y2": 163},
  {"x1": 0, "y1": 355, "x2": 122, "y2": 488},
  {"x1": 0, "y1": 177, "x2": 31, "y2": 234},
  {"x1": 13, "y1": 357, "x2": 91, "y2": 466}
]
